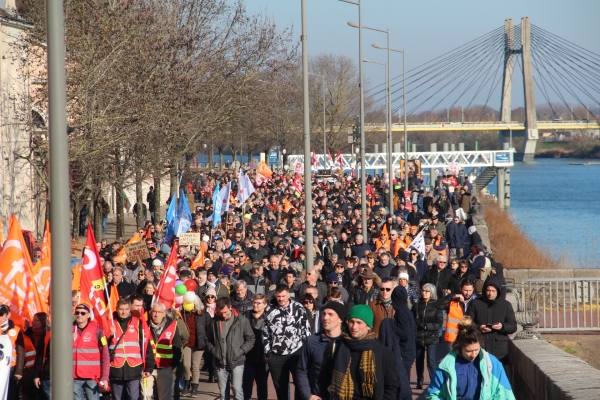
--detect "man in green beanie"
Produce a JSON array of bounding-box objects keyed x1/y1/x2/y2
[{"x1": 325, "y1": 304, "x2": 398, "y2": 400}]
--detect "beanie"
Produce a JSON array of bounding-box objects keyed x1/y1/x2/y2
[
  {"x1": 346, "y1": 304, "x2": 374, "y2": 328},
  {"x1": 322, "y1": 301, "x2": 347, "y2": 321}
]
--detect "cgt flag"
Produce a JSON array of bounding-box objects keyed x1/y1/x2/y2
[
  {"x1": 32, "y1": 221, "x2": 51, "y2": 313},
  {"x1": 153, "y1": 243, "x2": 179, "y2": 309},
  {"x1": 80, "y1": 222, "x2": 113, "y2": 334},
  {"x1": 293, "y1": 173, "x2": 303, "y2": 194},
  {"x1": 0, "y1": 216, "x2": 43, "y2": 328}
]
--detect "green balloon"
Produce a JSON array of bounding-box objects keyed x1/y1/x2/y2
[{"x1": 176, "y1": 284, "x2": 187, "y2": 295}]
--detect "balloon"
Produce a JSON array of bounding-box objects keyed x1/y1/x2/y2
[
  {"x1": 183, "y1": 291, "x2": 196, "y2": 303},
  {"x1": 183, "y1": 302, "x2": 194, "y2": 311},
  {"x1": 175, "y1": 295, "x2": 184, "y2": 305},
  {"x1": 176, "y1": 280, "x2": 183, "y2": 286},
  {"x1": 184, "y1": 279, "x2": 197, "y2": 291},
  {"x1": 176, "y1": 284, "x2": 187, "y2": 295}
]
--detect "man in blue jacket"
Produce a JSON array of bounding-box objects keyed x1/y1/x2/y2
[{"x1": 296, "y1": 302, "x2": 346, "y2": 400}]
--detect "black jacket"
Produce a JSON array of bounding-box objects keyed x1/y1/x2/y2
[
  {"x1": 231, "y1": 294, "x2": 254, "y2": 315},
  {"x1": 243, "y1": 310, "x2": 266, "y2": 364},
  {"x1": 466, "y1": 276, "x2": 517, "y2": 361},
  {"x1": 391, "y1": 286, "x2": 417, "y2": 366},
  {"x1": 420, "y1": 267, "x2": 453, "y2": 299},
  {"x1": 206, "y1": 310, "x2": 255, "y2": 369},
  {"x1": 349, "y1": 283, "x2": 380, "y2": 308},
  {"x1": 412, "y1": 300, "x2": 443, "y2": 346}
]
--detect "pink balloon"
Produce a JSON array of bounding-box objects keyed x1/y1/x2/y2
[{"x1": 175, "y1": 295, "x2": 184, "y2": 305}]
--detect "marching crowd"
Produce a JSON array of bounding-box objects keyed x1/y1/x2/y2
[{"x1": 2, "y1": 169, "x2": 517, "y2": 400}]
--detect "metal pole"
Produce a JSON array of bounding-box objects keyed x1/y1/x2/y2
[
  {"x1": 358, "y1": 1, "x2": 367, "y2": 236},
  {"x1": 323, "y1": 75, "x2": 326, "y2": 162},
  {"x1": 386, "y1": 30, "x2": 393, "y2": 215},
  {"x1": 47, "y1": 0, "x2": 73, "y2": 398},
  {"x1": 301, "y1": 0, "x2": 314, "y2": 271},
  {"x1": 403, "y1": 51, "x2": 408, "y2": 191}
]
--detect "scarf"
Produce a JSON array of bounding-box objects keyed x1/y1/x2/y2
[
  {"x1": 328, "y1": 332, "x2": 377, "y2": 400},
  {"x1": 379, "y1": 296, "x2": 392, "y2": 312},
  {"x1": 149, "y1": 317, "x2": 168, "y2": 336}
]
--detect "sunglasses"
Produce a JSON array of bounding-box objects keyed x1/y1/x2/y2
[
  {"x1": 74, "y1": 311, "x2": 88, "y2": 316},
  {"x1": 411, "y1": 253, "x2": 418, "y2": 256},
  {"x1": 206, "y1": 295, "x2": 216, "y2": 299},
  {"x1": 380, "y1": 287, "x2": 393, "y2": 292},
  {"x1": 328, "y1": 281, "x2": 338, "y2": 285},
  {"x1": 303, "y1": 300, "x2": 314, "y2": 304}
]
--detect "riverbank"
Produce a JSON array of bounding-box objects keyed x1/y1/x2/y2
[
  {"x1": 535, "y1": 142, "x2": 600, "y2": 159},
  {"x1": 481, "y1": 197, "x2": 558, "y2": 269}
]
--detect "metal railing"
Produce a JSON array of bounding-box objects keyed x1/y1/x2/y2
[{"x1": 521, "y1": 278, "x2": 600, "y2": 332}]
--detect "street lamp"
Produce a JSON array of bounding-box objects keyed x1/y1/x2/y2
[
  {"x1": 308, "y1": 72, "x2": 327, "y2": 167},
  {"x1": 348, "y1": 21, "x2": 400, "y2": 215},
  {"x1": 301, "y1": 0, "x2": 314, "y2": 271},
  {"x1": 340, "y1": 0, "x2": 367, "y2": 235},
  {"x1": 373, "y1": 43, "x2": 407, "y2": 192}
]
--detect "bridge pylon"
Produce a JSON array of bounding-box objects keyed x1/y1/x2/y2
[{"x1": 499, "y1": 17, "x2": 538, "y2": 163}]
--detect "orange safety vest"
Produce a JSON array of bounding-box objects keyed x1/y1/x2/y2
[
  {"x1": 42, "y1": 331, "x2": 51, "y2": 371},
  {"x1": 23, "y1": 335, "x2": 36, "y2": 369},
  {"x1": 150, "y1": 320, "x2": 177, "y2": 369},
  {"x1": 4, "y1": 326, "x2": 20, "y2": 367},
  {"x1": 375, "y1": 239, "x2": 391, "y2": 252},
  {"x1": 73, "y1": 320, "x2": 103, "y2": 379},
  {"x1": 443, "y1": 300, "x2": 464, "y2": 343},
  {"x1": 110, "y1": 316, "x2": 143, "y2": 368},
  {"x1": 432, "y1": 234, "x2": 447, "y2": 258},
  {"x1": 391, "y1": 239, "x2": 406, "y2": 258}
]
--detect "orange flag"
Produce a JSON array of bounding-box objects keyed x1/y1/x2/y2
[
  {"x1": 144, "y1": 228, "x2": 152, "y2": 240},
  {"x1": 284, "y1": 198, "x2": 293, "y2": 213},
  {"x1": 114, "y1": 232, "x2": 141, "y2": 264},
  {"x1": 72, "y1": 263, "x2": 82, "y2": 292},
  {"x1": 32, "y1": 221, "x2": 51, "y2": 313},
  {"x1": 109, "y1": 284, "x2": 120, "y2": 316},
  {"x1": 0, "y1": 216, "x2": 43, "y2": 328},
  {"x1": 80, "y1": 222, "x2": 113, "y2": 334},
  {"x1": 381, "y1": 223, "x2": 389, "y2": 238},
  {"x1": 190, "y1": 243, "x2": 205, "y2": 269}
]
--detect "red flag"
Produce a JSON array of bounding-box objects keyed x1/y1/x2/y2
[
  {"x1": 153, "y1": 243, "x2": 178, "y2": 309},
  {"x1": 335, "y1": 151, "x2": 343, "y2": 169},
  {"x1": 311, "y1": 151, "x2": 319, "y2": 169},
  {"x1": 293, "y1": 173, "x2": 303, "y2": 194},
  {"x1": 80, "y1": 222, "x2": 113, "y2": 334},
  {"x1": 0, "y1": 216, "x2": 43, "y2": 328},
  {"x1": 327, "y1": 150, "x2": 334, "y2": 168}
]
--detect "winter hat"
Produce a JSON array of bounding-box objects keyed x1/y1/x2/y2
[
  {"x1": 327, "y1": 272, "x2": 339, "y2": 283},
  {"x1": 152, "y1": 259, "x2": 163, "y2": 267},
  {"x1": 398, "y1": 272, "x2": 410, "y2": 280},
  {"x1": 346, "y1": 304, "x2": 374, "y2": 328},
  {"x1": 207, "y1": 267, "x2": 219, "y2": 277},
  {"x1": 220, "y1": 266, "x2": 230, "y2": 276},
  {"x1": 468, "y1": 226, "x2": 477, "y2": 235},
  {"x1": 322, "y1": 301, "x2": 347, "y2": 321},
  {"x1": 205, "y1": 287, "x2": 217, "y2": 298}
]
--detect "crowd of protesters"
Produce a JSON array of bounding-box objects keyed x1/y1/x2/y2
[{"x1": 3, "y1": 168, "x2": 517, "y2": 400}]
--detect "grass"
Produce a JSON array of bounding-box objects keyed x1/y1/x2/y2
[
  {"x1": 482, "y1": 197, "x2": 558, "y2": 269},
  {"x1": 563, "y1": 347, "x2": 577, "y2": 355}
]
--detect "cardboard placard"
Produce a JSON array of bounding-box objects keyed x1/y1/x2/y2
[
  {"x1": 178, "y1": 232, "x2": 201, "y2": 246},
  {"x1": 125, "y1": 242, "x2": 150, "y2": 264},
  {"x1": 70, "y1": 241, "x2": 86, "y2": 258}
]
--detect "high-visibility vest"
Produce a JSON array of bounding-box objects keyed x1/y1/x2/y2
[
  {"x1": 391, "y1": 239, "x2": 406, "y2": 258},
  {"x1": 432, "y1": 234, "x2": 447, "y2": 258},
  {"x1": 23, "y1": 335, "x2": 36, "y2": 369},
  {"x1": 4, "y1": 325, "x2": 21, "y2": 367},
  {"x1": 443, "y1": 300, "x2": 464, "y2": 343},
  {"x1": 109, "y1": 317, "x2": 143, "y2": 368},
  {"x1": 73, "y1": 321, "x2": 103, "y2": 379},
  {"x1": 150, "y1": 320, "x2": 177, "y2": 369},
  {"x1": 42, "y1": 332, "x2": 51, "y2": 371},
  {"x1": 375, "y1": 239, "x2": 390, "y2": 252}
]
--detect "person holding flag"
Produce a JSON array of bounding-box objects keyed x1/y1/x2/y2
[{"x1": 0, "y1": 304, "x2": 24, "y2": 400}]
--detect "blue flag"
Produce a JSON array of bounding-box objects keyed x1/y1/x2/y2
[
  {"x1": 174, "y1": 190, "x2": 192, "y2": 236},
  {"x1": 211, "y1": 184, "x2": 220, "y2": 228},
  {"x1": 165, "y1": 193, "x2": 176, "y2": 223}
]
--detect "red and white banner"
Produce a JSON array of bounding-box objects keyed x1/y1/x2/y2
[
  {"x1": 404, "y1": 190, "x2": 413, "y2": 211},
  {"x1": 335, "y1": 151, "x2": 343, "y2": 169},
  {"x1": 153, "y1": 243, "x2": 179, "y2": 309},
  {"x1": 293, "y1": 173, "x2": 303, "y2": 194}
]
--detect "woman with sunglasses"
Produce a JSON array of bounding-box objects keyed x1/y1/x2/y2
[
  {"x1": 202, "y1": 287, "x2": 218, "y2": 382},
  {"x1": 409, "y1": 249, "x2": 429, "y2": 282},
  {"x1": 412, "y1": 283, "x2": 444, "y2": 389},
  {"x1": 299, "y1": 294, "x2": 318, "y2": 333}
]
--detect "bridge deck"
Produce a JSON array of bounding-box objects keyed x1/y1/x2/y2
[{"x1": 360, "y1": 120, "x2": 600, "y2": 132}]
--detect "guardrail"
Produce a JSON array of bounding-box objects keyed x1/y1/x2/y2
[{"x1": 522, "y1": 278, "x2": 600, "y2": 331}]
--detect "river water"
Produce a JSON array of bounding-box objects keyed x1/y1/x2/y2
[{"x1": 487, "y1": 158, "x2": 600, "y2": 267}]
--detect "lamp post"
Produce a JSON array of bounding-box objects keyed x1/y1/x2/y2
[
  {"x1": 340, "y1": 0, "x2": 366, "y2": 235},
  {"x1": 308, "y1": 72, "x2": 327, "y2": 167},
  {"x1": 301, "y1": 0, "x2": 314, "y2": 271},
  {"x1": 47, "y1": 0, "x2": 73, "y2": 397},
  {"x1": 372, "y1": 44, "x2": 406, "y2": 192}
]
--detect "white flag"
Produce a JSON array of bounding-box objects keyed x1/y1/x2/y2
[
  {"x1": 237, "y1": 169, "x2": 256, "y2": 204},
  {"x1": 408, "y1": 232, "x2": 426, "y2": 257},
  {"x1": 213, "y1": 182, "x2": 231, "y2": 221}
]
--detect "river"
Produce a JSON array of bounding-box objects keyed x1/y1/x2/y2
[{"x1": 487, "y1": 158, "x2": 600, "y2": 267}]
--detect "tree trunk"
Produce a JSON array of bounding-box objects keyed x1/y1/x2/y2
[
  {"x1": 72, "y1": 198, "x2": 80, "y2": 239},
  {"x1": 135, "y1": 168, "x2": 144, "y2": 229},
  {"x1": 169, "y1": 164, "x2": 178, "y2": 202},
  {"x1": 219, "y1": 149, "x2": 224, "y2": 170},
  {"x1": 153, "y1": 173, "x2": 161, "y2": 224},
  {"x1": 93, "y1": 188, "x2": 103, "y2": 242},
  {"x1": 209, "y1": 146, "x2": 214, "y2": 169},
  {"x1": 115, "y1": 180, "x2": 125, "y2": 239}
]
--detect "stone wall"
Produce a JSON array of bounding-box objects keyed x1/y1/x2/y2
[
  {"x1": 509, "y1": 339, "x2": 600, "y2": 399},
  {"x1": 505, "y1": 268, "x2": 600, "y2": 284}
]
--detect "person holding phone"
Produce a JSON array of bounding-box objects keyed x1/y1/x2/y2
[{"x1": 466, "y1": 276, "x2": 517, "y2": 365}]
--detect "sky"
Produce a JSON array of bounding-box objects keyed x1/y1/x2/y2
[{"x1": 245, "y1": 0, "x2": 600, "y2": 113}]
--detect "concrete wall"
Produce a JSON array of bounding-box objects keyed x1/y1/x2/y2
[
  {"x1": 505, "y1": 268, "x2": 600, "y2": 284},
  {"x1": 509, "y1": 339, "x2": 600, "y2": 399}
]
